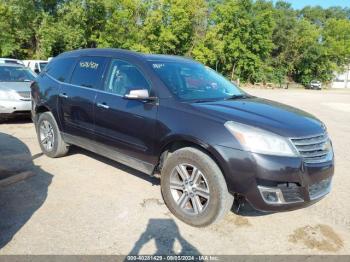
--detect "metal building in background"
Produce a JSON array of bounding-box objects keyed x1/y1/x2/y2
[{"x1": 332, "y1": 65, "x2": 350, "y2": 88}]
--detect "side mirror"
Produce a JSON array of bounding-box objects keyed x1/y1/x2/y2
[
  {"x1": 124, "y1": 89, "x2": 156, "y2": 101},
  {"x1": 34, "y1": 69, "x2": 40, "y2": 74}
]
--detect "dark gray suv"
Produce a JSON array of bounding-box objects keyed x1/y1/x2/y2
[{"x1": 31, "y1": 48, "x2": 334, "y2": 227}]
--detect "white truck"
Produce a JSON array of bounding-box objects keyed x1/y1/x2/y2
[{"x1": 23, "y1": 60, "x2": 48, "y2": 74}]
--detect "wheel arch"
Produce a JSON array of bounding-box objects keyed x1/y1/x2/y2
[
  {"x1": 157, "y1": 136, "x2": 228, "y2": 182},
  {"x1": 34, "y1": 103, "x2": 63, "y2": 132},
  {"x1": 35, "y1": 104, "x2": 50, "y2": 114},
  {"x1": 33, "y1": 104, "x2": 50, "y2": 124}
]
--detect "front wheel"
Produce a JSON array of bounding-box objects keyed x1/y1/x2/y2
[
  {"x1": 36, "y1": 112, "x2": 69, "y2": 158},
  {"x1": 161, "y1": 147, "x2": 233, "y2": 227}
]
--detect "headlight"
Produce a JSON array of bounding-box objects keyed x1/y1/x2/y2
[
  {"x1": 224, "y1": 121, "x2": 298, "y2": 157},
  {"x1": 0, "y1": 90, "x2": 20, "y2": 100}
]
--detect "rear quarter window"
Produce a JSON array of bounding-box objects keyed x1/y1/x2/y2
[{"x1": 46, "y1": 57, "x2": 77, "y2": 82}]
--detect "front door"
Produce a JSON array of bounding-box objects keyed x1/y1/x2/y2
[{"x1": 94, "y1": 59, "x2": 158, "y2": 174}]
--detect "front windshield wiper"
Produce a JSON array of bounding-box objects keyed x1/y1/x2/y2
[
  {"x1": 192, "y1": 99, "x2": 220, "y2": 103},
  {"x1": 224, "y1": 94, "x2": 250, "y2": 100},
  {"x1": 191, "y1": 95, "x2": 250, "y2": 103}
]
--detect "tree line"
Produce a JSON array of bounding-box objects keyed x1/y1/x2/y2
[{"x1": 1, "y1": 0, "x2": 350, "y2": 85}]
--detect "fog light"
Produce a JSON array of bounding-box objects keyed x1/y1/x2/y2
[
  {"x1": 258, "y1": 186, "x2": 285, "y2": 204},
  {"x1": 262, "y1": 191, "x2": 278, "y2": 202}
]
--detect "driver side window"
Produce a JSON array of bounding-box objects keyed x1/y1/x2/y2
[{"x1": 104, "y1": 59, "x2": 150, "y2": 96}]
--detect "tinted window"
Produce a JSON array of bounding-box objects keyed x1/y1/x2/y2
[
  {"x1": 150, "y1": 61, "x2": 244, "y2": 101},
  {"x1": 104, "y1": 59, "x2": 150, "y2": 96},
  {"x1": 70, "y1": 56, "x2": 108, "y2": 89},
  {"x1": 46, "y1": 57, "x2": 76, "y2": 82}
]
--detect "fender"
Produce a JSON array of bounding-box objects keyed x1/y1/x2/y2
[
  {"x1": 157, "y1": 134, "x2": 229, "y2": 180},
  {"x1": 31, "y1": 77, "x2": 61, "y2": 129}
]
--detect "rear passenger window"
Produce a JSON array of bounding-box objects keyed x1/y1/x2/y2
[
  {"x1": 46, "y1": 57, "x2": 76, "y2": 82},
  {"x1": 70, "y1": 56, "x2": 107, "y2": 89}
]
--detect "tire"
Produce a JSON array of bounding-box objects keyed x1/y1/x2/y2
[
  {"x1": 161, "y1": 147, "x2": 233, "y2": 227},
  {"x1": 36, "y1": 112, "x2": 69, "y2": 158}
]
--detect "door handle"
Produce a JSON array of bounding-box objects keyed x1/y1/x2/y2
[
  {"x1": 97, "y1": 102, "x2": 110, "y2": 109},
  {"x1": 59, "y1": 93, "x2": 68, "y2": 98}
]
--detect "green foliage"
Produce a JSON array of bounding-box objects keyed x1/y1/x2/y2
[
  {"x1": 0, "y1": 0, "x2": 350, "y2": 85},
  {"x1": 292, "y1": 19, "x2": 336, "y2": 85},
  {"x1": 323, "y1": 18, "x2": 350, "y2": 67},
  {"x1": 0, "y1": 3, "x2": 18, "y2": 57},
  {"x1": 193, "y1": 0, "x2": 275, "y2": 83},
  {"x1": 0, "y1": 0, "x2": 38, "y2": 58},
  {"x1": 98, "y1": 0, "x2": 143, "y2": 50}
]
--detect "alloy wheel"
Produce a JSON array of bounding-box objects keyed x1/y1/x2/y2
[
  {"x1": 170, "y1": 163, "x2": 210, "y2": 215},
  {"x1": 39, "y1": 120, "x2": 54, "y2": 151}
]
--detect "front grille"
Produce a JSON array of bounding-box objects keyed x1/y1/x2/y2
[
  {"x1": 309, "y1": 178, "x2": 332, "y2": 200},
  {"x1": 291, "y1": 133, "x2": 332, "y2": 164},
  {"x1": 16, "y1": 91, "x2": 31, "y2": 99}
]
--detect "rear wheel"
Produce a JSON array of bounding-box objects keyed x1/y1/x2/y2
[
  {"x1": 36, "y1": 112, "x2": 69, "y2": 158},
  {"x1": 161, "y1": 147, "x2": 233, "y2": 227}
]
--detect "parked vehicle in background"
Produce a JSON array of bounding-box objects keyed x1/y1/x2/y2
[
  {"x1": 23, "y1": 60, "x2": 48, "y2": 74},
  {"x1": 0, "y1": 58, "x2": 24, "y2": 66},
  {"x1": 308, "y1": 80, "x2": 322, "y2": 90},
  {"x1": 31, "y1": 48, "x2": 334, "y2": 227},
  {"x1": 0, "y1": 63, "x2": 36, "y2": 120}
]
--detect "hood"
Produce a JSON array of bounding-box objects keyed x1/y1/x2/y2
[
  {"x1": 191, "y1": 97, "x2": 325, "y2": 137},
  {"x1": 0, "y1": 82, "x2": 32, "y2": 92}
]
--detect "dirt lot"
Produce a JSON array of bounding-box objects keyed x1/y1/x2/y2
[{"x1": 0, "y1": 88, "x2": 349, "y2": 255}]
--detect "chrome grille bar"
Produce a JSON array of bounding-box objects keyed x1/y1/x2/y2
[
  {"x1": 291, "y1": 133, "x2": 332, "y2": 164},
  {"x1": 291, "y1": 135, "x2": 328, "y2": 146},
  {"x1": 297, "y1": 143, "x2": 326, "y2": 152}
]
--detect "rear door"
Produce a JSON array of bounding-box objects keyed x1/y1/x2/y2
[
  {"x1": 58, "y1": 56, "x2": 108, "y2": 140},
  {"x1": 43, "y1": 57, "x2": 77, "y2": 123},
  {"x1": 93, "y1": 58, "x2": 158, "y2": 173}
]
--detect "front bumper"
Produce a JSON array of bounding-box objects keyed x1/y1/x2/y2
[
  {"x1": 310, "y1": 85, "x2": 321, "y2": 89},
  {"x1": 0, "y1": 100, "x2": 31, "y2": 114},
  {"x1": 215, "y1": 145, "x2": 334, "y2": 212}
]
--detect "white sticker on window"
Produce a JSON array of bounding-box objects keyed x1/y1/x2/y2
[
  {"x1": 80, "y1": 61, "x2": 99, "y2": 70},
  {"x1": 152, "y1": 63, "x2": 164, "y2": 69}
]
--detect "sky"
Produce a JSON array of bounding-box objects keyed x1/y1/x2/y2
[{"x1": 275, "y1": 0, "x2": 350, "y2": 9}]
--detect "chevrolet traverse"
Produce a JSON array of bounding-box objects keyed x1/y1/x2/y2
[{"x1": 31, "y1": 49, "x2": 334, "y2": 227}]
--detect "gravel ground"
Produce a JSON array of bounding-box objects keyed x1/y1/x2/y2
[{"x1": 0, "y1": 88, "x2": 349, "y2": 255}]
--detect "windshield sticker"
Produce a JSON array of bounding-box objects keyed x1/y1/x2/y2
[
  {"x1": 152, "y1": 63, "x2": 164, "y2": 69},
  {"x1": 80, "y1": 61, "x2": 99, "y2": 70}
]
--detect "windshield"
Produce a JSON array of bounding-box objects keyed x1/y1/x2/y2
[
  {"x1": 149, "y1": 61, "x2": 245, "y2": 101},
  {"x1": 0, "y1": 66, "x2": 36, "y2": 82},
  {"x1": 39, "y1": 62, "x2": 48, "y2": 71}
]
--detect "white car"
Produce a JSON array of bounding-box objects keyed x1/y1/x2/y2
[
  {"x1": 309, "y1": 80, "x2": 322, "y2": 90},
  {"x1": 0, "y1": 63, "x2": 37, "y2": 120},
  {"x1": 0, "y1": 58, "x2": 24, "y2": 66},
  {"x1": 23, "y1": 60, "x2": 48, "y2": 74}
]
